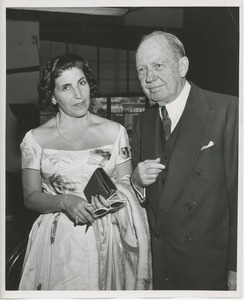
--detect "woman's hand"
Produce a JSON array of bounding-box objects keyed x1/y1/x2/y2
[
  {"x1": 89, "y1": 195, "x2": 120, "y2": 219},
  {"x1": 89, "y1": 195, "x2": 110, "y2": 218},
  {"x1": 61, "y1": 194, "x2": 95, "y2": 225},
  {"x1": 93, "y1": 195, "x2": 110, "y2": 209}
]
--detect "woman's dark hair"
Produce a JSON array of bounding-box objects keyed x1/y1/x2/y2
[{"x1": 39, "y1": 53, "x2": 99, "y2": 111}]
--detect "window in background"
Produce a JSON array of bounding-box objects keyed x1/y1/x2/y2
[
  {"x1": 99, "y1": 48, "x2": 127, "y2": 95},
  {"x1": 39, "y1": 41, "x2": 66, "y2": 72},
  {"x1": 89, "y1": 97, "x2": 107, "y2": 118},
  {"x1": 129, "y1": 50, "x2": 142, "y2": 93},
  {"x1": 110, "y1": 96, "x2": 146, "y2": 135},
  {"x1": 68, "y1": 44, "x2": 98, "y2": 79},
  {"x1": 89, "y1": 96, "x2": 147, "y2": 136}
]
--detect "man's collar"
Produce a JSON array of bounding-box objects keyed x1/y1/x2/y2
[
  {"x1": 166, "y1": 81, "x2": 191, "y2": 115},
  {"x1": 158, "y1": 81, "x2": 191, "y2": 128}
]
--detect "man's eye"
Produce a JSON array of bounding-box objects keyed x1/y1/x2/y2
[
  {"x1": 137, "y1": 67, "x2": 146, "y2": 74},
  {"x1": 154, "y1": 64, "x2": 164, "y2": 70}
]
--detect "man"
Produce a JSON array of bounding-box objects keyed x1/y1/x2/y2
[{"x1": 131, "y1": 31, "x2": 238, "y2": 290}]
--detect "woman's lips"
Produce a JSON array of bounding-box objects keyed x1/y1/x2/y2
[{"x1": 74, "y1": 102, "x2": 86, "y2": 107}]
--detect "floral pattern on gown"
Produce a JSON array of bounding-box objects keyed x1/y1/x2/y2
[{"x1": 18, "y1": 124, "x2": 131, "y2": 290}]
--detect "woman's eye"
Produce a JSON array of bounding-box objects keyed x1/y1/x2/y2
[
  {"x1": 61, "y1": 85, "x2": 69, "y2": 91},
  {"x1": 79, "y1": 80, "x2": 87, "y2": 85}
]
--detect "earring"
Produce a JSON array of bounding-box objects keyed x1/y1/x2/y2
[{"x1": 52, "y1": 97, "x2": 57, "y2": 105}]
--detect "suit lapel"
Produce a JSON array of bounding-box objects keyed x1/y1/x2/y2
[
  {"x1": 156, "y1": 83, "x2": 215, "y2": 226},
  {"x1": 141, "y1": 105, "x2": 162, "y2": 160},
  {"x1": 140, "y1": 106, "x2": 164, "y2": 216}
]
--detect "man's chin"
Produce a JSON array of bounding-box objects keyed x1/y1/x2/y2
[
  {"x1": 144, "y1": 90, "x2": 166, "y2": 104},
  {"x1": 149, "y1": 96, "x2": 163, "y2": 103},
  {"x1": 150, "y1": 98, "x2": 169, "y2": 107},
  {"x1": 148, "y1": 91, "x2": 163, "y2": 100}
]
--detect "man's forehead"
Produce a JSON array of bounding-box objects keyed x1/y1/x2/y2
[
  {"x1": 141, "y1": 35, "x2": 168, "y2": 48},
  {"x1": 136, "y1": 40, "x2": 172, "y2": 64}
]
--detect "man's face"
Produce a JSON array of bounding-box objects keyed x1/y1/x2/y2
[{"x1": 136, "y1": 36, "x2": 188, "y2": 106}]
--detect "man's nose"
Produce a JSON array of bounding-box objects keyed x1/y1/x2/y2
[{"x1": 146, "y1": 69, "x2": 157, "y2": 83}]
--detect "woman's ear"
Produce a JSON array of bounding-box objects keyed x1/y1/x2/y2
[
  {"x1": 51, "y1": 97, "x2": 57, "y2": 105},
  {"x1": 179, "y1": 56, "x2": 189, "y2": 78}
]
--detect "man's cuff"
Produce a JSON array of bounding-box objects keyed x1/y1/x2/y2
[{"x1": 130, "y1": 176, "x2": 146, "y2": 204}]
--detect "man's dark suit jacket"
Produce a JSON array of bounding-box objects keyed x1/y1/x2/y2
[{"x1": 131, "y1": 82, "x2": 238, "y2": 290}]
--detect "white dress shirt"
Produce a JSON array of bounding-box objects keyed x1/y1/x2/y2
[{"x1": 159, "y1": 80, "x2": 191, "y2": 132}]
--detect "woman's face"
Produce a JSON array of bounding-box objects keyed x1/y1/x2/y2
[{"x1": 53, "y1": 67, "x2": 90, "y2": 117}]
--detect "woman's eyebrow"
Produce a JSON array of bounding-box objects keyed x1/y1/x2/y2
[
  {"x1": 57, "y1": 76, "x2": 86, "y2": 88},
  {"x1": 78, "y1": 76, "x2": 86, "y2": 81},
  {"x1": 57, "y1": 83, "x2": 71, "y2": 89}
]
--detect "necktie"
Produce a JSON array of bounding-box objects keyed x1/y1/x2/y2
[{"x1": 161, "y1": 106, "x2": 171, "y2": 141}]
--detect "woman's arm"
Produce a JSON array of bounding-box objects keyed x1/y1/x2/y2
[
  {"x1": 22, "y1": 168, "x2": 65, "y2": 213},
  {"x1": 115, "y1": 160, "x2": 132, "y2": 181},
  {"x1": 22, "y1": 168, "x2": 95, "y2": 224}
]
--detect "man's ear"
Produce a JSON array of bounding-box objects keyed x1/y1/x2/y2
[{"x1": 179, "y1": 56, "x2": 189, "y2": 78}]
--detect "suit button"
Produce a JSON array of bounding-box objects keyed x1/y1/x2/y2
[
  {"x1": 163, "y1": 154, "x2": 168, "y2": 160},
  {"x1": 196, "y1": 168, "x2": 203, "y2": 175},
  {"x1": 184, "y1": 235, "x2": 192, "y2": 243},
  {"x1": 154, "y1": 232, "x2": 160, "y2": 238},
  {"x1": 185, "y1": 203, "x2": 192, "y2": 210}
]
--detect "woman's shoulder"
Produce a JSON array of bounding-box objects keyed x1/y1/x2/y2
[
  {"x1": 31, "y1": 116, "x2": 57, "y2": 146},
  {"x1": 91, "y1": 114, "x2": 122, "y2": 141}
]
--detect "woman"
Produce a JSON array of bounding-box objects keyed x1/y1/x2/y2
[{"x1": 18, "y1": 54, "x2": 152, "y2": 290}]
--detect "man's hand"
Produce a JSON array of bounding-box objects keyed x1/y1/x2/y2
[
  {"x1": 132, "y1": 158, "x2": 165, "y2": 189},
  {"x1": 227, "y1": 270, "x2": 237, "y2": 290}
]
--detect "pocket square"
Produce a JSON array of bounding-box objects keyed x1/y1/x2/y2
[{"x1": 201, "y1": 141, "x2": 214, "y2": 151}]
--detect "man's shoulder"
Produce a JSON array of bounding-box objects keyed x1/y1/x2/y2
[
  {"x1": 204, "y1": 90, "x2": 238, "y2": 113},
  {"x1": 191, "y1": 82, "x2": 238, "y2": 107},
  {"x1": 204, "y1": 88, "x2": 238, "y2": 103}
]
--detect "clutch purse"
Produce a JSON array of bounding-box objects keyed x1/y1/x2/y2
[
  {"x1": 84, "y1": 168, "x2": 127, "y2": 232},
  {"x1": 84, "y1": 167, "x2": 117, "y2": 203}
]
